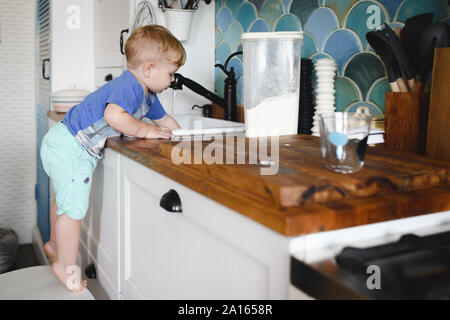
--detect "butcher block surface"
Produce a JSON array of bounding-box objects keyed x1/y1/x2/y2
[
  {"x1": 107, "y1": 134, "x2": 450, "y2": 236},
  {"x1": 48, "y1": 111, "x2": 450, "y2": 236}
]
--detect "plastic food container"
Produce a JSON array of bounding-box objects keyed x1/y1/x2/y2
[{"x1": 241, "y1": 32, "x2": 303, "y2": 137}]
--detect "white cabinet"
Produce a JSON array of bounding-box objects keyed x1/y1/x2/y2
[
  {"x1": 95, "y1": 67, "x2": 124, "y2": 89},
  {"x1": 79, "y1": 149, "x2": 121, "y2": 300},
  {"x1": 80, "y1": 151, "x2": 292, "y2": 300},
  {"x1": 50, "y1": 0, "x2": 95, "y2": 93},
  {"x1": 119, "y1": 156, "x2": 290, "y2": 299},
  {"x1": 95, "y1": 0, "x2": 130, "y2": 68},
  {"x1": 94, "y1": 0, "x2": 132, "y2": 88}
]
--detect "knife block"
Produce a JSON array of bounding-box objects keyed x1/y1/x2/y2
[{"x1": 384, "y1": 92, "x2": 430, "y2": 154}]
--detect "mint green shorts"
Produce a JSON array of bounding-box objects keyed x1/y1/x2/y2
[{"x1": 40, "y1": 122, "x2": 98, "y2": 220}]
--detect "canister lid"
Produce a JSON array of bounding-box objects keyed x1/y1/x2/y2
[{"x1": 241, "y1": 31, "x2": 303, "y2": 40}]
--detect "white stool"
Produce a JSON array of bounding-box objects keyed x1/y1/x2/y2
[{"x1": 0, "y1": 266, "x2": 94, "y2": 300}]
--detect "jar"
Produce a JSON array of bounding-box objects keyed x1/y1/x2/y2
[{"x1": 241, "y1": 32, "x2": 303, "y2": 137}]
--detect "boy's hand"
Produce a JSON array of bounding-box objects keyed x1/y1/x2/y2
[
  {"x1": 145, "y1": 125, "x2": 172, "y2": 139},
  {"x1": 104, "y1": 103, "x2": 174, "y2": 139}
]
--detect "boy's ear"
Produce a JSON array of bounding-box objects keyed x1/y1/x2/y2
[{"x1": 143, "y1": 61, "x2": 155, "y2": 77}]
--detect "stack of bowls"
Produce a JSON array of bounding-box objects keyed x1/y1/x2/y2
[
  {"x1": 51, "y1": 88, "x2": 90, "y2": 113},
  {"x1": 298, "y1": 58, "x2": 314, "y2": 134},
  {"x1": 311, "y1": 58, "x2": 337, "y2": 136}
]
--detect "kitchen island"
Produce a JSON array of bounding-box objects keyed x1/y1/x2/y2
[{"x1": 47, "y1": 111, "x2": 450, "y2": 299}]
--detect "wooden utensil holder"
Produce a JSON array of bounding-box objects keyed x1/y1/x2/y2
[{"x1": 384, "y1": 92, "x2": 430, "y2": 154}]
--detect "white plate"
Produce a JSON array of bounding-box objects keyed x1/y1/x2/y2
[
  {"x1": 315, "y1": 88, "x2": 336, "y2": 94},
  {"x1": 316, "y1": 78, "x2": 335, "y2": 83},
  {"x1": 314, "y1": 65, "x2": 337, "y2": 71},
  {"x1": 315, "y1": 95, "x2": 335, "y2": 101},
  {"x1": 315, "y1": 63, "x2": 337, "y2": 68},
  {"x1": 315, "y1": 58, "x2": 336, "y2": 64},
  {"x1": 315, "y1": 62, "x2": 337, "y2": 68},
  {"x1": 316, "y1": 83, "x2": 335, "y2": 89},
  {"x1": 316, "y1": 90, "x2": 335, "y2": 96},
  {"x1": 315, "y1": 71, "x2": 336, "y2": 78},
  {"x1": 316, "y1": 87, "x2": 335, "y2": 93},
  {"x1": 316, "y1": 70, "x2": 336, "y2": 77},
  {"x1": 315, "y1": 107, "x2": 335, "y2": 112},
  {"x1": 315, "y1": 99, "x2": 335, "y2": 105},
  {"x1": 51, "y1": 89, "x2": 90, "y2": 99},
  {"x1": 315, "y1": 106, "x2": 335, "y2": 112}
]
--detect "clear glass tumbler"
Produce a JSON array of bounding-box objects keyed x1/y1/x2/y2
[{"x1": 319, "y1": 112, "x2": 372, "y2": 174}]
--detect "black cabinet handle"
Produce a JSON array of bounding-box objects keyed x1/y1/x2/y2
[
  {"x1": 120, "y1": 29, "x2": 129, "y2": 55},
  {"x1": 84, "y1": 263, "x2": 96, "y2": 279},
  {"x1": 160, "y1": 189, "x2": 182, "y2": 213},
  {"x1": 42, "y1": 58, "x2": 50, "y2": 80},
  {"x1": 104, "y1": 73, "x2": 113, "y2": 82}
]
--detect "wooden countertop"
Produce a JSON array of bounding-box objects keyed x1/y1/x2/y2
[{"x1": 48, "y1": 111, "x2": 450, "y2": 236}]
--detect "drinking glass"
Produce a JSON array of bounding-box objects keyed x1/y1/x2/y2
[{"x1": 319, "y1": 112, "x2": 372, "y2": 174}]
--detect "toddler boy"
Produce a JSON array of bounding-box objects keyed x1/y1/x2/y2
[{"x1": 40, "y1": 25, "x2": 185, "y2": 292}]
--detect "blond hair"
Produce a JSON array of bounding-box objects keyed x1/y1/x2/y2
[{"x1": 124, "y1": 25, "x2": 186, "y2": 70}]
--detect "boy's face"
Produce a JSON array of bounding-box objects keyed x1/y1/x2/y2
[{"x1": 144, "y1": 60, "x2": 179, "y2": 94}]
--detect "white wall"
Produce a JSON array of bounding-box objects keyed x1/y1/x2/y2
[
  {"x1": 131, "y1": 0, "x2": 216, "y2": 116},
  {"x1": 0, "y1": 0, "x2": 36, "y2": 244},
  {"x1": 51, "y1": 0, "x2": 95, "y2": 92},
  {"x1": 0, "y1": 0, "x2": 213, "y2": 245}
]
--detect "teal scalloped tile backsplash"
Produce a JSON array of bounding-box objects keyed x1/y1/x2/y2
[{"x1": 215, "y1": 0, "x2": 450, "y2": 115}]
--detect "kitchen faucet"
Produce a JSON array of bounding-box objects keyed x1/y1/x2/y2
[{"x1": 170, "y1": 51, "x2": 242, "y2": 122}]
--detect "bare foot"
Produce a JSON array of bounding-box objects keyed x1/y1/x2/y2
[
  {"x1": 51, "y1": 261, "x2": 87, "y2": 293},
  {"x1": 43, "y1": 240, "x2": 57, "y2": 263}
]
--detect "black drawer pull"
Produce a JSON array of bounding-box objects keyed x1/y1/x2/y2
[
  {"x1": 160, "y1": 189, "x2": 182, "y2": 213},
  {"x1": 42, "y1": 58, "x2": 50, "y2": 80},
  {"x1": 84, "y1": 263, "x2": 96, "y2": 279}
]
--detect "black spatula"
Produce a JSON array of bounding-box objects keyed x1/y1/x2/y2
[
  {"x1": 378, "y1": 23, "x2": 416, "y2": 91},
  {"x1": 416, "y1": 22, "x2": 449, "y2": 92},
  {"x1": 402, "y1": 13, "x2": 434, "y2": 80},
  {"x1": 367, "y1": 30, "x2": 402, "y2": 92}
]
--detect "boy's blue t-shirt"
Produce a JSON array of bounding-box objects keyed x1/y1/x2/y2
[{"x1": 64, "y1": 70, "x2": 166, "y2": 159}]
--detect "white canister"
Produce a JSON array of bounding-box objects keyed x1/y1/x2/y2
[
  {"x1": 165, "y1": 9, "x2": 195, "y2": 42},
  {"x1": 241, "y1": 32, "x2": 303, "y2": 137}
]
